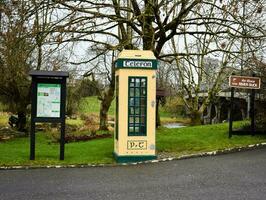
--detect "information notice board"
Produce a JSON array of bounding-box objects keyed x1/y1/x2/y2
[{"x1": 37, "y1": 83, "x2": 61, "y2": 118}]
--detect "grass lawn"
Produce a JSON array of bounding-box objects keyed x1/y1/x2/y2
[
  {"x1": 156, "y1": 122, "x2": 266, "y2": 157},
  {"x1": 0, "y1": 121, "x2": 266, "y2": 166},
  {"x1": 78, "y1": 96, "x2": 115, "y2": 116},
  {"x1": 0, "y1": 133, "x2": 113, "y2": 166},
  {"x1": 78, "y1": 96, "x2": 186, "y2": 124}
]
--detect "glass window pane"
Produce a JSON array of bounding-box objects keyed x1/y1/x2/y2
[
  {"x1": 129, "y1": 117, "x2": 134, "y2": 123},
  {"x1": 135, "y1": 78, "x2": 140, "y2": 87},
  {"x1": 141, "y1": 88, "x2": 146, "y2": 96},
  {"x1": 140, "y1": 126, "x2": 145, "y2": 134},
  {"x1": 129, "y1": 78, "x2": 135, "y2": 87},
  {"x1": 129, "y1": 98, "x2": 134, "y2": 106},
  {"x1": 135, "y1": 88, "x2": 140, "y2": 97},
  {"x1": 141, "y1": 116, "x2": 145, "y2": 123},
  {"x1": 141, "y1": 78, "x2": 146, "y2": 86},
  {"x1": 128, "y1": 77, "x2": 147, "y2": 136},
  {"x1": 129, "y1": 126, "x2": 134, "y2": 133},
  {"x1": 129, "y1": 107, "x2": 134, "y2": 115},
  {"x1": 135, "y1": 107, "x2": 139, "y2": 115},
  {"x1": 140, "y1": 98, "x2": 146, "y2": 106},
  {"x1": 141, "y1": 107, "x2": 145, "y2": 114},
  {"x1": 135, "y1": 98, "x2": 140, "y2": 106},
  {"x1": 130, "y1": 88, "x2": 134, "y2": 97}
]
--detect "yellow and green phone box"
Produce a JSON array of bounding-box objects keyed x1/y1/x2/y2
[{"x1": 114, "y1": 50, "x2": 157, "y2": 163}]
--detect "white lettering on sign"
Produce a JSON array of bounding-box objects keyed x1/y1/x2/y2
[
  {"x1": 127, "y1": 140, "x2": 147, "y2": 150},
  {"x1": 123, "y1": 60, "x2": 153, "y2": 68},
  {"x1": 229, "y1": 76, "x2": 261, "y2": 89}
]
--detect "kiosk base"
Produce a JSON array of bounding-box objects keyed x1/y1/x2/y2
[{"x1": 113, "y1": 152, "x2": 157, "y2": 163}]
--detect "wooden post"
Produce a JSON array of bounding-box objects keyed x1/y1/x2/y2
[{"x1": 229, "y1": 87, "x2": 235, "y2": 138}]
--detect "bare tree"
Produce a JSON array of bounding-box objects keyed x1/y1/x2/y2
[
  {"x1": 48, "y1": 0, "x2": 265, "y2": 127},
  {"x1": 168, "y1": 0, "x2": 265, "y2": 124},
  {"x1": 0, "y1": 0, "x2": 74, "y2": 130}
]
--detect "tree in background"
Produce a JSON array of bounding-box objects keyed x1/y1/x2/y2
[
  {"x1": 0, "y1": 1, "x2": 34, "y2": 131},
  {"x1": 52, "y1": 0, "x2": 265, "y2": 127},
  {"x1": 0, "y1": 1, "x2": 75, "y2": 131},
  {"x1": 0, "y1": 0, "x2": 265, "y2": 129},
  {"x1": 167, "y1": 0, "x2": 265, "y2": 124}
]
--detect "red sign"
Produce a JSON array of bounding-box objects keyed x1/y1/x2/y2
[{"x1": 229, "y1": 75, "x2": 261, "y2": 89}]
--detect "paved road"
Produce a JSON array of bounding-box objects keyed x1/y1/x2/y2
[{"x1": 1, "y1": 148, "x2": 266, "y2": 200}]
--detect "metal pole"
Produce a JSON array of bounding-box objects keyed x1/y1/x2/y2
[
  {"x1": 247, "y1": 94, "x2": 250, "y2": 119},
  {"x1": 60, "y1": 120, "x2": 65, "y2": 160},
  {"x1": 229, "y1": 87, "x2": 235, "y2": 138},
  {"x1": 60, "y1": 78, "x2": 67, "y2": 160},
  {"x1": 30, "y1": 79, "x2": 37, "y2": 160},
  {"x1": 30, "y1": 122, "x2": 35, "y2": 160},
  {"x1": 250, "y1": 89, "x2": 255, "y2": 136}
]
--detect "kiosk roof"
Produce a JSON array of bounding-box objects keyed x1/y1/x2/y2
[
  {"x1": 29, "y1": 70, "x2": 69, "y2": 77},
  {"x1": 117, "y1": 50, "x2": 156, "y2": 60}
]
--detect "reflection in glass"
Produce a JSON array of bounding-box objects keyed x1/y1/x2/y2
[
  {"x1": 141, "y1": 117, "x2": 145, "y2": 123},
  {"x1": 135, "y1": 98, "x2": 140, "y2": 106},
  {"x1": 141, "y1": 79, "x2": 146, "y2": 86},
  {"x1": 135, "y1": 78, "x2": 140, "y2": 87},
  {"x1": 141, "y1": 88, "x2": 146, "y2": 96},
  {"x1": 135, "y1": 107, "x2": 139, "y2": 115},
  {"x1": 130, "y1": 107, "x2": 134, "y2": 115},
  {"x1": 141, "y1": 107, "x2": 145, "y2": 114},
  {"x1": 135, "y1": 88, "x2": 140, "y2": 97},
  {"x1": 129, "y1": 98, "x2": 134, "y2": 106},
  {"x1": 128, "y1": 77, "x2": 147, "y2": 136},
  {"x1": 130, "y1": 88, "x2": 134, "y2": 97},
  {"x1": 140, "y1": 98, "x2": 146, "y2": 106},
  {"x1": 130, "y1": 78, "x2": 135, "y2": 87},
  {"x1": 129, "y1": 126, "x2": 134, "y2": 132}
]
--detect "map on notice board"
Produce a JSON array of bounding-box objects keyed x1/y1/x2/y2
[{"x1": 37, "y1": 83, "x2": 61, "y2": 118}]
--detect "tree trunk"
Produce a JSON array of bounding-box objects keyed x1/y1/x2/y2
[
  {"x1": 99, "y1": 92, "x2": 114, "y2": 130},
  {"x1": 215, "y1": 104, "x2": 221, "y2": 123},
  {"x1": 17, "y1": 111, "x2": 27, "y2": 132},
  {"x1": 15, "y1": 91, "x2": 30, "y2": 133},
  {"x1": 156, "y1": 98, "x2": 161, "y2": 128},
  {"x1": 99, "y1": 56, "x2": 115, "y2": 130},
  {"x1": 190, "y1": 111, "x2": 202, "y2": 125},
  {"x1": 143, "y1": 0, "x2": 155, "y2": 50}
]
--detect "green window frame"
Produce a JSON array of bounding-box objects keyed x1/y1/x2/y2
[{"x1": 128, "y1": 76, "x2": 147, "y2": 136}]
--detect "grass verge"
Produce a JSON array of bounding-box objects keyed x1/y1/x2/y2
[{"x1": 0, "y1": 121, "x2": 265, "y2": 166}]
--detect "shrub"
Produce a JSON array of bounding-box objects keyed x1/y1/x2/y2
[
  {"x1": 256, "y1": 101, "x2": 266, "y2": 130},
  {"x1": 162, "y1": 96, "x2": 186, "y2": 117}
]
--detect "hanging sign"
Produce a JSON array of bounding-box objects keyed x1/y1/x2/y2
[{"x1": 229, "y1": 76, "x2": 261, "y2": 89}]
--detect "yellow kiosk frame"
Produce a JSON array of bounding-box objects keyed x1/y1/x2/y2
[{"x1": 114, "y1": 50, "x2": 157, "y2": 163}]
